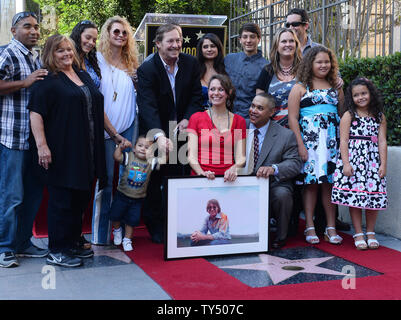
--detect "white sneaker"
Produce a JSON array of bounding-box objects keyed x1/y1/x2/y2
[
  {"x1": 122, "y1": 238, "x2": 133, "y2": 252},
  {"x1": 113, "y1": 227, "x2": 122, "y2": 246}
]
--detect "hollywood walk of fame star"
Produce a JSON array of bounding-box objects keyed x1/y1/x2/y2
[
  {"x1": 183, "y1": 35, "x2": 191, "y2": 43},
  {"x1": 221, "y1": 254, "x2": 347, "y2": 285},
  {"x1": 92, "y1": 245, "x2": 132, "y2": 264},
  {"x1": 196, "y1": 30, "x2": 205, "y2": 40}
]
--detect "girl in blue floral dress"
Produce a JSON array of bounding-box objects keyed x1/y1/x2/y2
[
  {"x1": 331, "y1": 78, "x2": 387, "y2": 250},
  {"x1": 288, "y1": 46, "x2": 344, "y2": 245}
]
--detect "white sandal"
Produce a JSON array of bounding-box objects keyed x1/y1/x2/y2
[
  {"x1": 366, "y1": 232, "x2": 379, "y2": 249},
  {"x1": 304, "y1": 227, "x2": 320, "y2": 244},
  {"x1": 353, "y1": 233, "x2": 368, "y2": 250},
  {"x1": 324, "y1": 227, "x2": 343, "y2": 245}
]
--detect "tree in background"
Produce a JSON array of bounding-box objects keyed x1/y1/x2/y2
[
  {"x1": 33, "y1": 0, "x2": 230, "y2": 35},
  {"x1": 32, "y1": 0, "x2": 153, "y2": 34},
  {"x1": 155, "y1": 0, "x2": 230, "y2": 15}
]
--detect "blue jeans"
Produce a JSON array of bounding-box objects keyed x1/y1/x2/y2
[
  {"x1": 0, "y1": 144, "x2": 43, "y2": 253},
  {"x1": 91, "y1": 120, "x2": 136, "y2": 244}
]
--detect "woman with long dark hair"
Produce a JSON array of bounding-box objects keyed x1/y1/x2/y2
[
  {"x1": 70, "y1": 20, "x2": 101, "y2": 88},
  {"x1": 196, "y1": 33, "x2": 227, "y2": 108},
  {"x1": 70, "y1": 20, "x2": 132, "y2": 248}
]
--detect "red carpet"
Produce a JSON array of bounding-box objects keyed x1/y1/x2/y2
[{"x1": 125, "y1": 224, "x2": 401, "y2": 300}]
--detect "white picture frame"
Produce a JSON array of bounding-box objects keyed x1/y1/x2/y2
[{"x1": 165, "y1": 176, "x2": 269, "y2": 260}]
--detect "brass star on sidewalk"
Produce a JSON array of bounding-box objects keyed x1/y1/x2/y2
[
  {"x1": 196, "y1": 30, "x2": 205, "y2": 40},
  {"x1": 221, "y1": 253, "x2": 347, "y2": 285}
]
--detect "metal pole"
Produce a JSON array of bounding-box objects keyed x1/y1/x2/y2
[
  {"x1": 382, "y1": 0, "x2": 386, "y2": 55},
  {"x1": 229, "y1": 0, "x2": 232, "y2": 53},
  {"x1": 322, "y1": 0, "x2": 326, "y2": 46}
]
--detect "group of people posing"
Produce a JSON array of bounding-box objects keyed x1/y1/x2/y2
[{"x1": 0, "y1": 8, "x2": 387, "y2": 268}]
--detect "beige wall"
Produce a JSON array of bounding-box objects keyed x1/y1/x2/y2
[
  {"x1": 339, "y1": 147, "x2": 401, "y2": 239},
  {"x1": 0, "y1": 0, "x2": 16, "y2": 46}
]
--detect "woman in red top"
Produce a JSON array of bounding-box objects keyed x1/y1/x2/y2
[{"x1": 187, "y1": 74, "x2": 246, "y2": 181}]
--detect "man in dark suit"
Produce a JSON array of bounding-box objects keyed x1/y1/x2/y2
[
  {"x1": 137, "y1": 23, "x2": 202, "y2": 243},
  {"x1": 244, "y1": 93, "x2": 302, "y2": 249}
]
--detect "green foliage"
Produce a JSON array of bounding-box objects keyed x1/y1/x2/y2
[
  {"x1": 33, "y1": 0, "x2": 156, "y2": 35},
  {"x1": 339, "y1": 52, "x2": 401, "y2": 146},
  {"x1": 32, "y1": 0, "x2": 230, "y2": 36},
  {"x1": 154, "y1": 0, "x2": 230, "y2": 16}
]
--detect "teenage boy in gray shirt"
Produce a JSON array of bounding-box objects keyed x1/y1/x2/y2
[{"x1": 224, "y1": 23, "x2": 268, "y2": 119}]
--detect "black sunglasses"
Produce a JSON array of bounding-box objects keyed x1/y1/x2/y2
[
  {"x1": 285, "y1": 21, "x2": 306, "y2": 28},
  {"x1": 80, "y1": 20, "x2": 93, "y2": 25},
  {"x1": 112, "y1": 29, "x2": 127, "y2": 37},
  {"x1": 12, "y1": 12, "x2": 38, "y2": 27}
]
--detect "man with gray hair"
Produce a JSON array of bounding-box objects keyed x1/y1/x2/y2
[
  {"x1": 137, "y1": 23, "x2": 202, "y2": 243},
  {"x1": 285, "y1": 8, "x2": 348, "y2": 234}
]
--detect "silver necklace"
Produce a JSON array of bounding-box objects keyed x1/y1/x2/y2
[
  {"x1": 279, "y1": 63, "x2": 294, "y2": 76},
  {"x1": 110, "y1": 65, "x2": 118, "y2": 102}
]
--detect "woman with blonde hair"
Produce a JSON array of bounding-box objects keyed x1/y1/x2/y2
[
  {"x1": 256, "y1": 28, "x2": 302, "y2": 128},
  {"x1": 91, "y1": 16, "x2": 139, "y2": 245},
  {"x1": 28, "y1": 34, "x2": 107, "y2": 266}
]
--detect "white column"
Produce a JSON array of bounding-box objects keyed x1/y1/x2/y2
[
  {"x1": 16, "y1": 0, "x2": 26, "y2": 13},
  {"x1": 0, "y1": 0, "x2": 16, "y2": 45}
]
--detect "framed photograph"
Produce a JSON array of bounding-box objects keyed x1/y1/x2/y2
[{"x1": 165, "y1": 176, "x2": 269, "y2": 260}]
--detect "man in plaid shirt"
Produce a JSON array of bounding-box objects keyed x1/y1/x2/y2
[{"x1": 0, "y1": 12, "x2": 49, "y2": 268}]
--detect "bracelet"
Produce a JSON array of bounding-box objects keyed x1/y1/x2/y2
[{"x1": 112, "y1": 133, "x2": 120, "y2": 139}]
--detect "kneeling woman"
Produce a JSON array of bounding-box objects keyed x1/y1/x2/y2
[
  {"x1": 28, "y1": 35, "x2": 107, "y2": 267},
  {"x1": 187, "y1": 74, "x2": 246, "y2": 182}
]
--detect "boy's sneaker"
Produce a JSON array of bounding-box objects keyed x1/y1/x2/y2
[
  {"x1": 46, "y1": 252, "x2": 82, "y2": 268},
  {"x1": 113, "y1": 227, "x2": 123, "y2": 246},
  {"x1": 122, "y1": 238, "x2": 133, "y2": 252},
  {"x1": 0, "y1": 252, "x2": 19, "y2": 268},
  {"x1": 16, "y1": 245, "x2": 49, "y2": 258},
  {"x1": 69, "y1": 247, "x2": 94, "y2": 259}
]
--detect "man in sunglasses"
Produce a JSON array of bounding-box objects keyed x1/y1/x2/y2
[
  {"x1": 137, "y1": 23, "x2": 203, "y2": 243},
  {"x1": 0, "y1": 12, "x2": 49, "y2": 268},
  {"x1": 285, "y1": 8, "x2": 349, "y2": 235},
  {"x1": 285, "y1": 8, "x2": 320, "y2": 56}
]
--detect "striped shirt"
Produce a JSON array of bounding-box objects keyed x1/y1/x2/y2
[{"x1": 0, "y1": 38, "x2": 41, "y2": 150}]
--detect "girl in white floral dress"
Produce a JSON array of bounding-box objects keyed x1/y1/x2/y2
[{"x1": 331, "y1": 78, "x2": 387, "y2": 250}]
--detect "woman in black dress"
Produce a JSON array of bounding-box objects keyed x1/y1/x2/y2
[{"x1": 28, "y1": 34, "x2": 107, "y2": 267}]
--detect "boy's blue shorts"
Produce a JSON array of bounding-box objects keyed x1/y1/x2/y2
[{"x1": 109, "y1": 190, "x2": 143, "y2": 227}]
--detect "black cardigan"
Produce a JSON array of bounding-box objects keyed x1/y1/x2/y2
[
  {"x1": 28, "y1": 68, "x2": 107, "y2": 191},
  {"x1": 137, "y1": 52, "x2": 203, "y2": 136}
]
